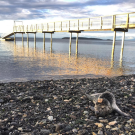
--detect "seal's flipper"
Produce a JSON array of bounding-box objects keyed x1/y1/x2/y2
[{"x1": 112, "y1": 104, "x2": 130, "y2": 117}]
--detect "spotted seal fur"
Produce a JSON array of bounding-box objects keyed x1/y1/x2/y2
[{"x1": 82, "y1": 91, "x2": 130, "y2": 117}]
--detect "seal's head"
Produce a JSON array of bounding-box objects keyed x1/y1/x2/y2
[{"x1": 94, "y1": 98, "x2": 112, "y2": 116}]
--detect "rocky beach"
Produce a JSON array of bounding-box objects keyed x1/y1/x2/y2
[{"x1": 0, "y1": 75, "x2": 135, "y2": 135}]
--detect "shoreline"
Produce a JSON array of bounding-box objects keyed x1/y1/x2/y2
[{"x1": 0, "y1": 74, "x2": 135, "y2": 134}]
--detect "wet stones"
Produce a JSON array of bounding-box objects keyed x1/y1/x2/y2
[{"x1": 21, "y1": 97, "x2": 31, "y2": 103}]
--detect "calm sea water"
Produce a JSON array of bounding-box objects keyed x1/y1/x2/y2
[{"x1": 0, "y1": 38, "x2": 135, "y2": 82}]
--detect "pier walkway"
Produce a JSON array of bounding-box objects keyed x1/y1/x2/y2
[{"x1": 1, "y1": 12, "x2": 135, "y2": 62}]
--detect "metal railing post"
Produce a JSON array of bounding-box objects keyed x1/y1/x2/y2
[
  {"x1": 69, "y1": 21, "x2": 70, "y2": 31},
  {"x1": 89, "y1": 18, "x2": 90, "y2": 29},
  {"x1": 78, "y1": 20, "x2": 79, "y2": 30},
  {"x1": 100, "y1": 17, "x2": 102, "y2": 29},
  {"x1": 112, "y1": 15, "x2": 116, "y2": 28},
  {"x1": 126, "y1": 13, "x2": 129, "y2": 28},
  {"x1": 36, "y1": 24, "x2": 37, "y2": 32},
  {"x1": 27, "y1": 25, "x2": 28, "y2": 32},
  {"x1": 41, "y1": 24, "x2": 43, "y2": 31},
  {"x1": 47, "y1": 23, "x2": 48, "y2": 31},
  {"x1": 61, "y1": 21, "x2": 62, "y2": 31},
  {"x1": 54, "y1": 22, "x2": 55, "y2": 31}
]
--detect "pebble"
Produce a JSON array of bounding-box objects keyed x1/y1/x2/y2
[
  {"x1": 98, "y1": 130, "x2": 103, "y2": 135},
  {"x1": 111, "y1": 127, "x2": 119, "y2": 131},
  {"x1": 0, "y1": 99, "x2": 4, "y2": 103},
  {"x1": 95, "y1": 123, "x2": 104, "y2": 128},
  {"x1": 72, "y1": 128, "x2": 77, "y2": 133},
  {"x1": 106, "y1": 125, "x2": 111, "y2": 129},
  {"x1": 40, "y1": 129, "x2": 50, "y2": 135},
  {"x1": 83, "y1": 111, "x2": 89, "y2": 114},
  {"x1": 48, "y1": 116, "x2": 53, "y2": 121},
  {"x1": 92, "y1": 132, "x2": 97, "y2": 135},
  {"x1": 99, "y1": 119, "x2": 108, "y2": 123},
  {"x1": 39, "y1": 119, "x2": 47, "y2": 124},
  {"x1": 108, "y1": 121, "x2": 117, "y2": 126},
  {"x1": 45, "y1": 99, "x2": 49, "y2": 102},
  {"x1": 18, "y1": 127, "x2": 23, "y2": 131},
  {"x1": 78, "y1": 129, "x2": 88, "y2": 135},
  {"x1": 105, "y1": 131, "x2": 113, "y2": 135},
  {"x1": 55, "y1": 123, "x2": 64, "y2": 132}
]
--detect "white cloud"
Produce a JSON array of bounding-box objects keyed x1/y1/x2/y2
[
  {"x1": 22, "y1": 9, "x2": 31, "y2": 14},
  {"x1": 0, "y1": 1, "x2": 10, "y2": 6},
  {"x1": 0, "y1": 20, "x2": 14, "y2": 33}
]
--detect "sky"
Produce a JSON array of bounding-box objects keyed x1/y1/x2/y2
[{"x1": 0, "y1": 0, "x2": 135, "y2": 40}]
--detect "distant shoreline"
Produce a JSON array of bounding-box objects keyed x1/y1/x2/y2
[
  {"x1": 62, "y1": 37, "x2": 102, "y2": 40},
  {"x1": 62, "y1": 37, "x2": 112, "y2": 41}
]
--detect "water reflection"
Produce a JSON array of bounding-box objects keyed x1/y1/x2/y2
[{"x1": 3, "y1": 40, "x2": 126, "y2": 80}]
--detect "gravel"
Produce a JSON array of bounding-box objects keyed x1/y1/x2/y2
[{"x1": 0, "y1": 74, "x2": 135, "y2": 135}]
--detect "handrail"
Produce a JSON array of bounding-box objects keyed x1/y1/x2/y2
[{"x1": 13, "y1": 12, "x2": 135, "y2": 33}]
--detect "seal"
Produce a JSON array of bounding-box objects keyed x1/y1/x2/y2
[{"x1": 82, "y1": 91, "x2": 130, "y2": 117}]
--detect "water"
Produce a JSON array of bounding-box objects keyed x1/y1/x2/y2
[{"x1": 0, "y1": 38, "x2": 135, "y2": 82}]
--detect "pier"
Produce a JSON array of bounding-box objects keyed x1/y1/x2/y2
[{"x1": 1, "y1": 12, "x2": 135, "y2": 61}]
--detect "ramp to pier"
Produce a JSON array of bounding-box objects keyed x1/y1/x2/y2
[{"x1": 1, "y1": 32, "x2": 14, "y2": 39}]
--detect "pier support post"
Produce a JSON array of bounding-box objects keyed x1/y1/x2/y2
[
  {"x1": 27, "y1": 33, "x2": 29, "y2": 47},
  {"x1": 120, "y1": 32, "x2": 125, "y2": 62},
  {"x1": 50, "y1": 33, "x2": 52, "y2": 52},
  {"x1": 76, "y1": 33, "x2": 79, "y2": 55},
  {"x1": 22, "y1": 33, "x2": 24, "y2": 45},
  {"x1": 43, "y1": 33, "x2": 45, "y2": 50},
  {"x1": 34, "y1": 33, "x2": 36, "y2": 49},
  {"x1": 111, "y1": 31, "x2": 116, "y2": 67},
  {"x1": 69, "y1": 33, "x2": 72, "y2": 55},
  {"x1": 14, "y1": 33, "x2": 16, "y2": 44}
]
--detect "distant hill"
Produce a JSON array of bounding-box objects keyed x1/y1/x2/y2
[{"x1": 62, "y1": 37, "x2": 102, "y2": 40}]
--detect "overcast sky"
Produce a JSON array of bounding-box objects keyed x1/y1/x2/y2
[{"x1": 0, "y1": 0, "x2": 135, "y2": 39}]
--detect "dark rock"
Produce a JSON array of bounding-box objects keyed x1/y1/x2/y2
[
  {"x1": 33, "y1": 95, "x2": 43, "y2": 100},
  {"x1": 78, "y1": 129, "x2": 88, "y2": 135},
  {"x1": 31, "y1": 129, "x2": 40, "y2": 135},
  {"x1": 0, "y1": 99, "x2": 4, "y2": 103},
  {"x1": 21, "y1": 97, "x2": 31, "y2": 103},
  {"x1": 40, "y1": 129, "x2": 50, "y2": 135},
  {"x1": 55, "y1": 123, "x2": 65, "y2": 132},
  {"x1": 10, "y1": 122, "x2": 17, "y2": 126},
  {"x1": 64, "y1": 125, "x2": 72, "y2": 132},
  {"x1": 105, "y1": 131, "x2": 113, "y2": 135},
  {"x1": 12, "y1": 130, "x2": 20, "y2": 135},
  {"x1": 1, "y1": 130, "x2": 9, "y2": 135}
]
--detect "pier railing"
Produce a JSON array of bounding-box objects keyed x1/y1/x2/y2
[{"x1": 13, "y1": 12, "x2": 135, "y2": 33}]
